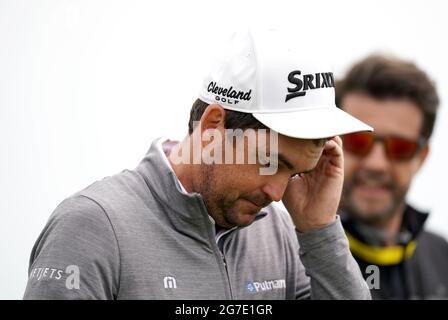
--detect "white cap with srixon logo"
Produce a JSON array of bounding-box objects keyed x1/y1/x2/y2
[{"x1": 198, "y1": 29, "x2": 373, "y2": 139}]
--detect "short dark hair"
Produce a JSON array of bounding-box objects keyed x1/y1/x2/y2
[
  {"x1": 188, "y1": 99, "x2": 327, "y2": 147},
  {"x1": 335, "y1": 54, "x2": 439, "y2": 140},
  {"x1": 188, "y1": 99, "x2": 268, "y2": 134}
]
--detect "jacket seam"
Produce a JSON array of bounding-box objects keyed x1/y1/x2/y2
[{"x1": 78, "y1": 194, "x2": 122, "y2": 299}]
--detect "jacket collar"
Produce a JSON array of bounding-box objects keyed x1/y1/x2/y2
[
  {"x1": 341, "y1": 205, "x2": 429, "y2": 266},
  {"x1": 135, "y1": 138, "x2": 211, "y2": 222},
  {"x1": 401, "y1": 205, "x2": 429, "y2": 239},
  {"x1": 135, "y1": 138, "x2": 268, "y2": 225},
  {"x1": 341, "y1": 204, "x2": 429, "y2": 246}
]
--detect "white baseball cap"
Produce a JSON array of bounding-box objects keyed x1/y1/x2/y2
[{"x1": 198, "y1": 29, "x2": 373, "y2": 139}]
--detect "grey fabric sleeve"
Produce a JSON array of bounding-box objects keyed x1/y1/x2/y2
[
  {"x1": 296, "y1": 216, "x2": 371, "y2": 300},
  {"x1": 23, "y1": 196, "x2": 120, "y2": 300}
]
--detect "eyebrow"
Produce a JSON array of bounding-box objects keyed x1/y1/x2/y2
[
  {"x1": 277, "y1": 153, "x2": 317, "y2": 175},
  {"x1": 300, "y1": 167, "x2": 316, "y2": 175},
  {"x1": 277, "y1": 154, "x2": 295, "y2": 171}
]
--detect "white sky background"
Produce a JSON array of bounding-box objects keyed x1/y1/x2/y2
[{"x1": 1, "y1": 0, "x2": 447, "y2": 299}]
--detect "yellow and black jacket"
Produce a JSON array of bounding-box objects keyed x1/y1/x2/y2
[{"x1": 342, "y1": 205, "x2": 448, "y2": 299}]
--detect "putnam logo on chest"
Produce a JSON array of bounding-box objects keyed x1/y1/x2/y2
[{"x1": 246, "y1": 279, "x2": 286, "y2": 293}]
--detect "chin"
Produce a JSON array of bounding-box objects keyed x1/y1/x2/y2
[
  {"x1": 227, "y1": 213, "x2": 258, "y2": 228},
  {"x1": 221, "y1": 200, "x2": 262, "y2": 228},
  {"x1": 234, "y1": 219, "x2": 255, "y2": 228},
  {"x1": 352, "y1": 205, "x2": 397, "y2": 225}
]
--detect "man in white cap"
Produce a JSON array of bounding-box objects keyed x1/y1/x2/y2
[{"x1": 24, "y1": 30, "x2": 372, "y2": 299}]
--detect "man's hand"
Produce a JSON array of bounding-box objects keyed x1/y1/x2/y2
[{"x1": 282, "y1": 136, "x2": 344, "y2": 233}]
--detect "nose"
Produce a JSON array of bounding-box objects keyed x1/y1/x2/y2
[
  {"x1": 261, "y1": 176, "x2": 289, "y2": 202},
  {"x1": 361, "y1": 142, "x2": 390, "y2": 172}
]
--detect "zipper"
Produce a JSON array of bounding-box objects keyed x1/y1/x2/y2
[
  {"x1": 202, "y1": 219, "x2": 235, "y2": 299},
  {"x1": 220, "y1": 250, "x2": 234, "y2": 299},
  {"x1": 197, "y1": 197, "x2": 235, "y2": 299}
]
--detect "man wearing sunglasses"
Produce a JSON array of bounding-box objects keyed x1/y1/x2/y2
[{"x1": 336, "y1": 54, "x2": 448, "y2": 299}]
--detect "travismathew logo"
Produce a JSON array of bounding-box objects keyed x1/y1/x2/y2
[
  {"x1": 207, "y1": 81, "x2": 252, "y2": 105},
  {"x1": 285, "y1": 70, "x2": 335, "y2": 102},
  {"x1": 163, "y1": 276, "x2": 177, "y2": 289},
  {"x1": 246, "y1": 279, "x2": 286, "y2": 293}
]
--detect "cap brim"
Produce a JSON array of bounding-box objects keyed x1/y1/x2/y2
[{"x1": 252, "y1": 107, "x2": 373, "y2": 139}]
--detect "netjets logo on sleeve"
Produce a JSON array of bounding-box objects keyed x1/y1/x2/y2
[
  {"x1": 246, "y1": 279, "x2": 286, "y2": 293},
  {"x1": 29, "y1": 265, "x2": 80, "y2": 290},
  {"x1": 285, "y1": 70, "x2": 334, "y2": 102}
]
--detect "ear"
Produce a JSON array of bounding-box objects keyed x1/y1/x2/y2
[
  {"x1": 199, "y1": 104, "x2": 226, "y2": 132},
  {"x1": 415, "y1": 143, "x2": 429, "y2": 171}
]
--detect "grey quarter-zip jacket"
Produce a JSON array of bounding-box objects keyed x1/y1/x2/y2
[{"x1": 23, "y1": 138, "x2": 371, "y2": 300}]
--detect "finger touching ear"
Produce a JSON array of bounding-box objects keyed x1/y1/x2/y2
[{"x1": 330, "y1": 135, "x2": 342, "y2": 148}]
